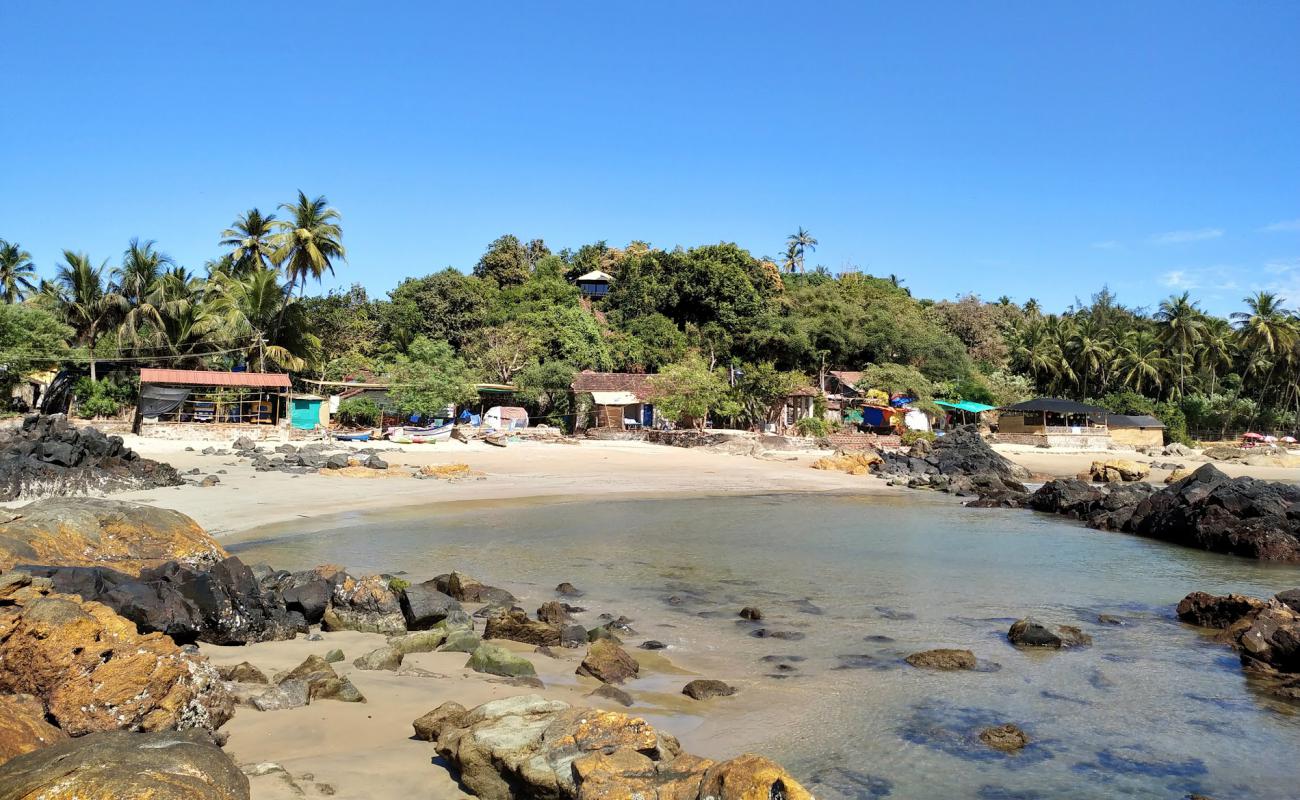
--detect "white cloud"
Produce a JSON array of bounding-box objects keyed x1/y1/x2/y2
[
  {"x1": 1261, "y1": 218, "x2": 1300, "y2": 233},
  {"x1": 1091, "y1": 240, "x2": 1122, "y2": 250},
  {"x1": 1149, "y1": 228, "x2": 1224, "y2": 245},
  {"x1": 1159, "y1": 266, "x2": 1239, "y2": 293}
]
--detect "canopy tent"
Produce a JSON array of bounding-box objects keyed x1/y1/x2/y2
[
  {"x1": 935, "y1": 400, "x2": 998, "y2": 414},
  {"x1": 1001, "y1": 397, "x2": 1109, "y2": 415}
]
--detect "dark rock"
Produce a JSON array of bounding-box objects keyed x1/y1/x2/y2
[
  {"x1": 484, "y1": 608, "x2": 562, "y2": 646},
  {"x1": 435, "y1": 571, "x2": 517, "y2": 605},
  {"x1": 738, "y1": 606, "x2": 763, "y2": 621},
  {"x1": 978, "y1": 723, "x2": 1029, "y2": 752},
  {"x1": 1176, "y1": 591, "x2": 1265, "y2": 629},
  {"x1": 905, "y1": 648, "x2": 977, "y2": 670},
  {"x1": 682, "y1": 679, "x2": 736, "y2": 700},
  {"x1": 1007, "y1": 618, "x2": 1092, "y2": 648},
  {"x1": 325, "y1": 453, "x2": 350, "y2": 470},
  {"x1": 399, "y1": 581, "x2": 461, "y2": 630},
  {"x1": 0, "y1": 417, "x2": 184, "y2": 500},
  {"x1": 536, "y1": 600, "x2": 571, "y2": 625},
  {"x1": 588, "y1": 683, "x2": 634, "y2": 707},
  {"x1": 1277, "y1": 589, "x2": 1300, "y2": 613},
  {"x1": 282, "y1": 579, "x2": 330, "y2": 625},
  {"x1": 555, "y1": 581, "x2": 583, "y2": 597},
  {"x1": 365, "y1": 456, "x2": 387, "y2": 470},
  {"x1": 639, "y1": 640, "x2": 667, "y2": 650},
  {"x1": 560, "y1": 623, "x2": 588, "y2": 648}
]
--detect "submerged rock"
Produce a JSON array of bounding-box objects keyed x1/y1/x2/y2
[
  {"x1": 428, "y1": 694, "x2": 812, "y2": 800},
  {"x1": 1176, "y1": 592, "x2": 1266, "y2": 629},
  {"x1": 1007, "y1": 618, "x2": 1092, "y2": 649},
  {"x1": 589, "y1": 684, "x2": 634, "y2": 707},
  {"x1": 905, "y1": 648, "x2": 978, "y2": 671},
  {"x1": 682, "y1": 679, "x2": 737, "y2": 700},
  {"x1": 0, "y1": 729, "x2": 248, "y2": 799},
  {"x1": 978, "y1": 723, "x2": 1030, "y2": 752}
]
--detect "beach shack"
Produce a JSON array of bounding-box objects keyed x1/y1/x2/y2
[
  {"x1": 576, "y1": 270, "x2": 613, "y2": 298},
  {"x1": 935, "y1": 399, "x2": 998, "y2": 428},
  {"x1": 996, "y1": 397, "x2": 1112, "y2": 448},
  {"x1": 823, "y1": 370, "x2": 865, "y2": 422},
  {"x1": 289, "y1": 394, "x2": 328, "y2": 430},
  {"x1": 135, "y1": 368, "x2": 291, "y2": 434},
  {"x1": 778, "y1": 386, "x2": 820, "y2": 430},
  {"x1": 571, "y1": 371, "x2": 657, "y2": 431},
  {"x1": 1106, "y1": 414, "x2": 1166, "y2": 448}
]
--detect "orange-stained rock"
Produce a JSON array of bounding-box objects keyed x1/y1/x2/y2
[
  {"x1": 0, "y1": 729, "x2": 248, "y2": 800},
  {"x1": 0, "y1": 588, "x2": 233, "y2": 736},
  {"x1": 697, "y1": 754, "x2": 815, "y2": 800},
  {"x1": 0, "y1": 695, "x2": 66, "y2": 765},
  {"x1": 576, "y1": 639, "x2": 640, "y2": 684},
  {"x1": 0, "y1": 498, "x2": 225, "y2": 575},
  {"x1": 321, "y1": 574, "x2": 406, "y2": 634},
  {"x1": 430, "y1": 694, "x2": 808, "y2": 800}
]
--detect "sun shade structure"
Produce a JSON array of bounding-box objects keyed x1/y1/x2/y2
[
  {"x1": 139, "y1": 369, "x2": 291, "y2": 388},
  {"x1": 935, "y1": 400, "x2": 998, "y2": 414},
  {"x1": 1000, "y1": 397, "x2": 1109, "y2": 415},
  {"x1": 136, "y1": 369, "x2": 291, "y2": 431}
]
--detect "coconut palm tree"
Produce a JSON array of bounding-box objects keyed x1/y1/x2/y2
[
  {"x1": 208, "y1": 267, "x2": 319, "y2": 372},
  {"x1": 50, "y1": 251, "x2": 124, "y2": 381},
  {"x1": 1113, "y1": 328, "x2": 1170, "y2": 395},
  {"x1": 113, "y1": 239, "x2": 174, "y2": 351},
  {"x1": 1231, "y1": 292, "x2": 1297, "y2": 426},
  {"x1": 220, "y1": 209, "x2": 279, "y2": 276},
  {"x1": 1197, "y1": 317, "x2": 1236, "y2": 396},
  {"x1": 1155, "y1": 292, "x2": 1206, "y2": 399},
  {"x1": 0, "y1": 239, "x2": 37, "y2": 303},
  {"x1": 273, "y1": 192, "x2": 345, "y2": 294},
  {"x1": 784, "y1": 227, "x2": 817, "y2": 273},
  {"x1": 1069, "y1": 316, "x2": 1112, "y2": 398}
]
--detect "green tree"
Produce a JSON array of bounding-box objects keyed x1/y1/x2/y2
[
  {"x1": 647, "y1": 353, "x2": 738, "y2": 428},
  {"x1": 383, "y1": 269, "x2": 497, "y2": 350},
  {"x1": 733, "y1": 361, "x2": 805, "y2": 426},
  {"x1": 514, "y1": 360, "x2": 578, "y2": 428},
  {"x1": 220, "y1": 208, "x2": 279, "y2": 275},
  {"x1": 1155, "y1": 292, "x2": 1206, "y2": 398},
  {"x1": 0, "y1": 303, "x2": 72, "y2": 395},
  {"x1": 473, "y1": 234, "x2": 531, "y2": 287},
  {"x1": 209, "y1": 267, "x2": 319, "y2": 371},
  {"x1": 274, "y1": 192, "x2": 345, "y2": 294},
  {"x1": 389, "y1": 336, "x2": 476, "y2": 416},
  {"x1": 466, "y1": 322, "x2": 539, "y2": 383},
  {"x1": 1113, "y1": 328, "x2": 1170, "y2": 395},
  {"x1": 0, "y1": 239, "x2": 37, "y2": 303},
  {"x1": 48, "y1": 251, "x2": 124, "y2": 381},
  {"x1": 784, "y1": 227, "x2": 818, "y2": 273}
]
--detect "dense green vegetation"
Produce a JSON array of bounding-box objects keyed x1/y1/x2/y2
[{"x1": 3, "y1": 207, "x2": 1298, "y2": 438}]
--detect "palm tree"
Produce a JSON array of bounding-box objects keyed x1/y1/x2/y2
[
  {"x1": 1155, "y1": 292, "x2": 1206, "y2": 399},
  {"x1": 1231, "y1": 292, "x2": 1296, "y2": 427},
  {"x1": 113, "y1": 239, "x2": 174, "y2": 352},
  {"x1": 1197, "y1": 317, "x2": 1236, "y2": 396},
  {"x1": 784, "y1": 227, "x2": 817, "y2": 273},
  {"x1": 0, "y1": 239, "x2": 37, "y2": 303},
  {"x1": 273, "y1": 192, "x2": 345, "y2": 294},
  {"x1": 1069, "y1": 316, "x2": 1112, "y2": 398},
  {"x1": 1113, "y1": 328, "x2": 1170, "y2": 394},
  {"x1": 220, "y1": 209, "x2": 279, "y2": 275},
  {"x1": 209, "y1": 267, "x2": 319, "y2": 372},
  {"x1": 781, "y1": 242, "x2": 799, "y2": 274},
  {"x1": 51, "y1": 251, "x2": 124, "y2": 381}
]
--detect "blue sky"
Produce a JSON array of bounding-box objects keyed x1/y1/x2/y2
[{"x1": 2, "y1": 2, "x2": 1297, "y2": 316}]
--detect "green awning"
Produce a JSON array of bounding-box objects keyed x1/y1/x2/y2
[{"x1": 935, "y1": 400, "x2": 998, "y2": 413}]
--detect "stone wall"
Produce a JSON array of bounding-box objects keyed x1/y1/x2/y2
[
  {"x1": 138, "y1": 423, "x2": 292, "y2": 442},
  {"x1": 993, "y1": 432, "x2": 1114, "y2": 450},
  {"x1": 827, "y1": 432, "x2": 900, "y2": 450}
]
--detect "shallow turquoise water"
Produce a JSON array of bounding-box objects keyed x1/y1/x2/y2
[{"x1": 229, "y1": 492, "x2": 1300, "y2": 800}]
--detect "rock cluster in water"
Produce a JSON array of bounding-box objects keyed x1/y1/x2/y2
[
  {"x1": 1177, "y1": 588, "x2": 1300, "y2": 700},
  {"x1": 1030, "y1": 463, "x2": 1300, "y2": 561},
  {"x1": 0, "y1": 414, "x2": 181, "y2": 500},
  {"x1": 416, "y1": 694, "x2": 813, "y2": 800},
  {"x1": 871, "y1": 426, "x2": 1032, "y2": 504}
]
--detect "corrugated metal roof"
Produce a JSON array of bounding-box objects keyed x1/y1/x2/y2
[
  {"x1": 139, "y1": 369, "x2": 291, "y2": 388},
  {"x1": 1107, "y1": 413, "x2": 1166, "y2": 429}
]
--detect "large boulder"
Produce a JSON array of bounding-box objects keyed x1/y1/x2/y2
[
  {"x1": 0, "y1": 729, "x2": 248, "y2": 799},
  {"x1": 577, "y1": 640, "x2": 640, "y2": 684},
  {"x1": 1176, "y1": 591, "x2": 1266, "y2": 629},
  {"x1": 0, "y1": 415, "x2": 184, "y2": 502},
  {"x1": 435, "y1": 571, "x2": 517, "y2": 605},
  {"x1": 0, "y1": 584, "x2": 233, "y2": 736},
  {"x1": 484, "y1": 608, "x2": 563, "y2": 646},
  {"x1": 321, "y1": 574, "x2": 406, "y2": 634},
  {"x1": 1089, "y1": 459, "x2": 1150, "y2": 483},
  {"x1": 0, "y1": 498, "x2": 224, "y2": 574},
  {"x1": 1007, "y1": 618, "x2": 1092, "y2": 649},
  {"x1": 31, "y1": 556, "x2": 301, "y2": 646},
  {"x1": 466, "y1": 643, "x2": 536, "y2": 678},
  {"x1": 0, "y1": 694, "x2": 66, "y2": 765},
  {"x1": 399, "y1": 580, "x2": 461, "y2": 629},
  {"x1": 875, "y1": 426, "x2": 1029, "y2": 503},
  {"x1": 427, "y1": 694, "x2": 811, "y2": 800}
]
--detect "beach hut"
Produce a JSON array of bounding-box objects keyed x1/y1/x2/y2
[
  {"x1": 289, "y1": 395, "x2": 327, "y2": 430},
  {"x1": 570, "y1": 371, "x2": 658, "y2": 430},
  {"x1": 1106, "y1": 414, "x2": 1166, "y2": 448},
  {"x1": 135, "y1": 368, "x2": 291, "y2": 433},
  {"x1": 934, "y1": 399, "x2": 998, "y2": 427},
  {"x1": 996, "y1": 397, "x2": 1112, "y2": 448},
  {"x1": 576, "y1": 270, "x2": 613, "y2": 298}
]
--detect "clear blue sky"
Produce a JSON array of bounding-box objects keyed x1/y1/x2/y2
[{"x1": 3, "y1": 2, "x2": 1297, "y2": 316}]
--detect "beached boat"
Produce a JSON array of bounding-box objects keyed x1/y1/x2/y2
[
  {"x1": 333, "y1": 431, "x2": 371, "y2": 442},
  {"x1": 386, "y1": 423, "x2": 453, "y2": 442},
  {"x1": 484, "y1": 433, "x2": 508, "y2": 448}
]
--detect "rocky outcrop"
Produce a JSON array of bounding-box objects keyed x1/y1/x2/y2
[
  {"x1": 873, "y1": 426, "x2": 1031, "y2": 503},
  {"x1": 1007, "y1": 618, "x2": 1092, "y2": 649},
  {"x1": 1176, "y1": 589, "x2": 1300, "y2": 699},
  {"x1": 434, "y1": 571, "x2": 517, "y2": 605},
  {"x1": 399, "y1": 580, "x2": 461, "y2": 629},
  {"x1": 682, "y1": 679, "x2": 737, "y2": 700},
  {"x1": 0, "y1": 577, "x2": 233, "y2": 737},
  {"x1": 0, "y1": 695, "x2": 66, "y2": 765},
  {"x1": 321, "y1": 574, "x2": 406, "y2": 634},
  {"x1": 1030, "y1": 464, "x2": 1300, "y2": 561},
  {"x1": 0, "y1": 414, "x2": 183, "y2": 501},
  {"x1": 418, "y1": 694, "x2": 812, "y2": 800},
  {"x1": 0, "y1": 729, "x2": 248, "y2": 799},
  {"x1": 31, "y1": 556, "x2": 303, "y2": 645},
  {"x1": 0, "y1": 497, "x2": 225, "y2": 574}
]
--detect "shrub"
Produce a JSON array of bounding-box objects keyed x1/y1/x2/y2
[
  {"x1": 338, "y1": 397, "x2": 380, "y2": 427},
  {"x1": 900, "y1": 429, "x2": 936, "y2": 446},
  {"x1": 73, "y1": 376, "x2": 135, "y2": 419},
  {"x1": 794, "y1": 417, "x2": 832, "y2": 437}
]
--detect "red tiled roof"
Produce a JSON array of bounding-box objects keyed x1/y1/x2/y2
[
  {"x1": 829, "y1": 370, "x2": 864, "y2": 388},
  {"x1": 570, "y1": 371, "x2": 655, "y2": 398},
  {"x1": 139, "y1": 369, "x2": 291, "y2": 389}
]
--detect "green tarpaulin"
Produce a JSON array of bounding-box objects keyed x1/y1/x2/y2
[{"x1": 935, "y1": 400, "x2": 998, "y2": 414}]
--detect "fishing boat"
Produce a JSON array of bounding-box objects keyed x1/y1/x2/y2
[
  {"x1": 484, "y1": 433, "x2": 508, "y2": 448},
  {"x1": 333, "y1": 431, "x2": 371, "y2": 442},
  {"x1": 386, "y1": 423, "x2": 454, "y2": 442}
]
